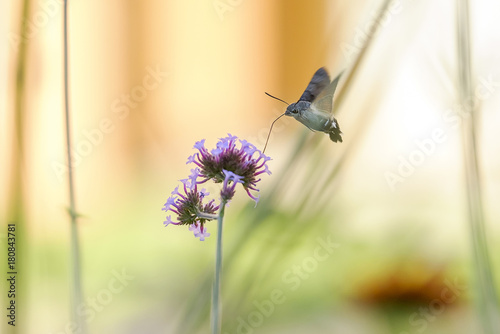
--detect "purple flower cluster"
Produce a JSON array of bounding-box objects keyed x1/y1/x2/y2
[
  {"x1": 162, "y1": 134, "x2": 271, "y2": 241},
  {"x1": 187, "y1": 134, "x2": 271, "y2": 203},
  {"x1": 162, "y1": 179, "x2": 218, "y2": 241}
]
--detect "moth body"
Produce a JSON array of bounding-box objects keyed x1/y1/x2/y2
[
  {"x1": 285, "y1": 100, "x2": 342, "y2": 143},
  {"x1": 263, "y1": 67, "x2": 344, "y2": 153},
  {"x1": 284, "y1": 67, "x2": 343, "y2": 143}
]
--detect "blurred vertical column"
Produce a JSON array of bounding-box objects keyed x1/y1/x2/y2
[
  {"x1": 3, "y1": 0, "x2": 31, "y2": 333},
  {"x1": 280, "y1": 0, "x2": 330, "y2": 93},
  {"x1": 158, "y1": 0, "x2": 282, "y2": 152}
]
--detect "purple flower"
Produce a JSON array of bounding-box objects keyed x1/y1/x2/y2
[
  {"x1": 200, "y1": 188, "x2": 210, "y2": 198},
  {"x1": 188, "y1": 168, "x2": 201, "y2": 187},
  {"x1": 162, "y1": 196, "x2": 177, "y2": 213},
  {"x1": 186, "y1": 134, "x2": 271, "y2": 203},
  {"x1": 220, "y1": 170, "x2": 244, "y2": 201},
  {"x1": 186, "y1": 154, "x2": 197, "y2": 164},
  {"x1": 163, "y1": 216, "x2": 177, "y2": 227},
  {"x1": 162, "y1": 179, "x2": 219, "y2": 241},
  {"x1": 189, "y1": 223, "x2": 211, "y2": 241},
  {"x1": 193, "y1": 139, "x2": 206, "y2": 151}
]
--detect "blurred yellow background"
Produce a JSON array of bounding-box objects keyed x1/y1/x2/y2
[{"x1": 2, "y1": 0, "x2": 500, "y2": 333}]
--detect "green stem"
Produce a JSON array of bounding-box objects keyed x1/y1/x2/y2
[
  {"x1": 211, "y1": 200, "x2": 227, "y2": 334},
  {"x1": 197, "y1": 211, "x2": 219, "y2": 220},
  {"x1": 63, "y1": 1, "x2": 86, "y2": 333},
  {"x1": 7, "y1": 1, "x2": 31, "y2": 334},
  {"x1": 456, "y1": 0, "x2": 500, "y2": 332}
]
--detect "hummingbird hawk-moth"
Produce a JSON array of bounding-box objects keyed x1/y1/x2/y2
[{"x1": 263, "y1": 67, "x2": 343, "y2": 153}]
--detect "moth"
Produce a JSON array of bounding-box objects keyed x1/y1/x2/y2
[{"x1": 263, "y1": 67, "x2": 343, "y2": 153}]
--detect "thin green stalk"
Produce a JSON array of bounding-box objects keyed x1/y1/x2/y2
[
  {"x1": 63, "y1": 1, "x2": 86, "y2": 333},
  {"x1": 456, "y1": 0, "x2": 500, "y2": 332},
  {"x1": 5, "y1": 1, "x2": 32, "y2": 333},
  {"x1": 211, "y1": 200, "x2": 227, "y2": 334}
]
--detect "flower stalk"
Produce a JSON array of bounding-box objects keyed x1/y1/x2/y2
[
  {"x1": 63, "y1": 1, "x2": 86, "y2": 333},
  {"x1": 211, "y1": 199, "x2": 227, "y2": 334},
  {"x1": 456, "y1": 0, "x2": 500, "y2": 332}
]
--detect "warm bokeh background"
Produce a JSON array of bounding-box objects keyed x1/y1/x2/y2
[{"x1": 2, "y1": 0, "x2": 500, "y2": 333}]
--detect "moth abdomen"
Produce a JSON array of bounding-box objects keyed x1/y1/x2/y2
[{"x1": 326, "y1": 118, "x2": 343, "y2": 143}]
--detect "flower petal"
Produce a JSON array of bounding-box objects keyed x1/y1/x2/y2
[
  {"x1": 193, "y1": 139, "x2": 206, "y2": 151},
  {"x1": 211, "y1": 148, "x2": 223, "y2": 156},
  {"x1": 164, "y1": 216, "x2": 173, "y2": 226},
  {"x1": 186, "y1": 154, "x2": 197, "y2": 164},
  {"x1": 180, "y1": 178, "x2": 195, "y2": 191},
  {"x1": 171, "y1": 186, "x2": 180, "y2": 196},
  {"x1": 188, "y1": 168, "x2": 201, "y2": 185},
  {"x1": 195, "y1": 229, "x2": 210, "y2": 241},
  {"x1": 162, "y1": 196, "x2": 177, "y2": 212}
]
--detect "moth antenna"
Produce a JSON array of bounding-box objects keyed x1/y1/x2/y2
[
  {"x1": 265, "y1": 92, "x2": 289, "y2": 106},
  {"x1": 262, "y1": 113, "x2": 286, "y2": 154}
]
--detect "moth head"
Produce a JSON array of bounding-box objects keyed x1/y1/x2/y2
[
  {"x1": 285, "y1": 101, "x2": 308, "y2": 117},
  {"x1": 285, "y1": 103, "x2": 298, "y2": 116}
]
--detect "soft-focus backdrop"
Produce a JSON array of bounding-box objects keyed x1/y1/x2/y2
[{"x1": 2, "y1": 0, "x2": 500, "y2": 333}]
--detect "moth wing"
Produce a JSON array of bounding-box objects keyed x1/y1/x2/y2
[
  {"x1": 311, "y1": 71, "x2": 343, "y2": 115},
  {"x1": 298, "y1": 67, "x2": 331, "y2": 103}
]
